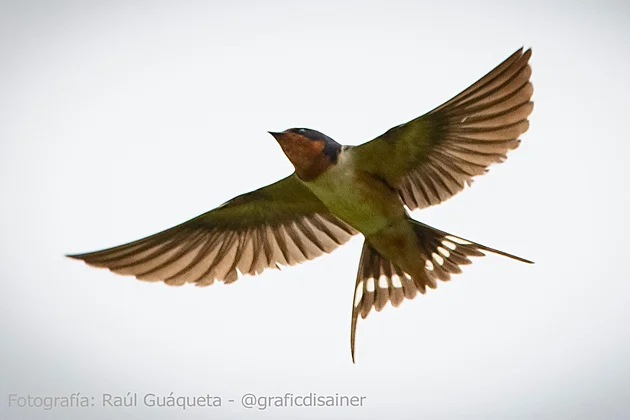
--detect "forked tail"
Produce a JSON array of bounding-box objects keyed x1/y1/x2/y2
[{"x1": 350, "y1": 219, "x2": 532, "y2": 362}]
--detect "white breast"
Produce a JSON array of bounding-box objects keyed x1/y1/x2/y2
[{"x1": 302, "y1": 149, "x2": 400, "y2": 234}]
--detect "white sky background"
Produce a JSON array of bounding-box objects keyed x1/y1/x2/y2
[{"x1": 1, "y1": 0, "x2": 629, "y2": 419}]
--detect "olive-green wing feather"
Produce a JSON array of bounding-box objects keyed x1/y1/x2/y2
[
  {"x1": 67, "y1": 174, "x2": 357, "y2": 285},
  {"x1": 352, "y1": 48, "x2": 534, "y2": 210}
]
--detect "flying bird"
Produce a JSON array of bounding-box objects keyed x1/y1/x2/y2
[{"x1": 68, "y1": 48, "x2": 534, "y2": 362}]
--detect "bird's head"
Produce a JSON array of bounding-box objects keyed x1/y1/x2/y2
[{"x1": 269, "y1": 128, "x2": 342, "y2": 181}]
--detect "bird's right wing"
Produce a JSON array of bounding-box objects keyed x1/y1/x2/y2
[
  {"x1": 67, "y1": 174, "x2": 357, "y2": 285},
  {"x1": 351, "y1": 48, "x2": 534, "y2": 210}
]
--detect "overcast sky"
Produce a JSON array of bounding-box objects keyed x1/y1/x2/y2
[{"x1": 1, "y1": 1, "x2": 629, "y2": 419}]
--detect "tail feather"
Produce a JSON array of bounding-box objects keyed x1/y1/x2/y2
[
  {"x1": 350, "y1": 242, "x2": 418, "y2": 362},
  {"x1": 350, "y1": 219, "x2": 532, "y2": 362},
  {"x1": 412, "y1": 221, "x2": 533, "y2": 264}
]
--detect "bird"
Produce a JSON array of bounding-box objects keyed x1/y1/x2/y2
[{"x1": 68, "y1": 47, "x2": 534, "y2": 362}]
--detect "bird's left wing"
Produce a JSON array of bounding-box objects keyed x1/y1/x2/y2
[
  {"x1": 351, "y1": 48, "x2": 534, "y2": 210},
  {"x1": 68, "y1": 174, "x2": 357, "y2": 285}
]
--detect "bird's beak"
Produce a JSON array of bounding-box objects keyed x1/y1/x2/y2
[{"x1": 268, "y1": 131, "x2": 284, "y2": 141}]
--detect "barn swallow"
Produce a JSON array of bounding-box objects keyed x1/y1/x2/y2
[{"x1": 68, "y1": 48, "x2": 534, "y2": 362}]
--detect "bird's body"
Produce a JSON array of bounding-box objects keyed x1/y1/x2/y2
[
  {"x1": 303, "y1": 149, "x2": 404, "y2": 235},
  {"x1": 300, "y1": 147, "x2": 426, "y2": 286},
  {"x1": 68, "y1": 48, "x2": 535, "y2": 361}
]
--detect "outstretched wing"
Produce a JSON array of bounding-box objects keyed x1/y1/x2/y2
[
  {"x1": 68, "y1": 174, "x2": 357, "y2": 286},
  {"x1": 352, "y1": 48, "x2": 534, "y2": 210}
]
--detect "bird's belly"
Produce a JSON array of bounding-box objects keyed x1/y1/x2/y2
[{"x1": 303, "y1": 159, "x2": 405, "y2": 235}]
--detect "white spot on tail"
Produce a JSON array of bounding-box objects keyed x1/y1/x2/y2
[
  {"x1": 354, "y1": 281, "x2": 364, "y2": 307},
  {"x1": 378, "y1": 276, "x2": 388, "y2": 289},
  {"x1": 366, "y1": 278, "x2": 375, "y2": 292},
  {"x1": 432, "y1": 252, "x2": 444, "y2": 266},
  {"x1": 425, "y1": 260, "x2": 434, "y2": 271},
  {"x1": 445, "y1": 235, "x2": 472, "y2": 245},
  {"x1": 442, "y1": 240, "x2": 457, "y2": 250},
  {"x1": 437, "y1": 246, "x2": 450, "y2": 258},
  {"x1": 391, "y1": 275, "x2": 403, "y2": 288}
]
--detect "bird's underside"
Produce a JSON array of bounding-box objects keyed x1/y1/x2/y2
[{"x1": 68, "y1": 47, "x2": 534, "y2": 362}]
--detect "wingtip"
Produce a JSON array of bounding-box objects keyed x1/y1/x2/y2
[{"x1": 512, "y1": 46, "x2": 532, "y2": 60}]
